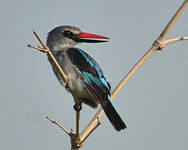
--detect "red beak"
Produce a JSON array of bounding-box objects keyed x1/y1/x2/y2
[
  {"x1": 77, "y1": 32, "x2": 109, "y2": 39},
  {"x1": 75, "y1": 32, "x2": 109, "y2": 43}
]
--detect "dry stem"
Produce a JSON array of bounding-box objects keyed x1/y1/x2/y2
[
  {"x1": 46, "y1": 116, "x2": 70, "y2": 135},
  {"x1": 32, "y1": 30, "x2": 68, "y2": 83},
  {"x1": 158, "y1": 0, "x2": 188, "y2": 41},
  {"x1": 163, "y1": 36, "x2": 188, "y2": 46},
  {"x1": 76, "y1": 111, "x2": 81, "y2": 136}
]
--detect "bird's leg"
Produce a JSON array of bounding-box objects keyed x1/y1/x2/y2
[
  {"x1": 71, "y1": 102, "x2": 83, "y2": 149},
  {"x1": 73, "y1": 102, "x2": 82, "y2": 136},
  {"x1": 73, "y1": 103, "x2": 82, "y2": 111},
  {"x1": 71, "y1": 94, "x2": 83, "y2": 146}
]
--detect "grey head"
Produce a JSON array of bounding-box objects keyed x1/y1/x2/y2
[
  {"x1": 47, "y1": 25, "x2": 109, "y2": 52},
  {"x1": 47, "y1": 26, "x2": 82, "y2": 51}
]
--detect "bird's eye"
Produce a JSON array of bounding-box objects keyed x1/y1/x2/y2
[{"x1": 63, "y1": 30, "x2": 73, "y2": 38}]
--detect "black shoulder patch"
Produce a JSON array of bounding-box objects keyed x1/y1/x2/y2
[{"x1": 67, "y1": 48, "x2": 99, "y2": 77}]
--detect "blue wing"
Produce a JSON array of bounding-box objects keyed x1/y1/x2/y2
[
  {"x1": 66, "y1": 48, "x2": 126, "y2": 131},
  {"x1": 66, "y1": 48, "x2": 111, "y2": 104}
]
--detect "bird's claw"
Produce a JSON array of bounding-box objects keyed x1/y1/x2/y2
[{"x1": 73, "y1": 104, "x2": 82, "y2": 111}]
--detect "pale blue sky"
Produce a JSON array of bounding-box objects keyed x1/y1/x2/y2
[{"x1": 0, "y1": 0, "x2": 188, "y2": 150}]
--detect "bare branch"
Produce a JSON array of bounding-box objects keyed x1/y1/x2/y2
[
  {"x1": 157, "y1": 0, "x2": 188, "y2": 41},
  {"x1": 29, "y1": 30, "x2": 69, "y2": 84},
  {"x1": 28, "y1": 44, "x2": 47, "y2": 53},
  {"x1": 80, "y1": 117, "x2": 101, "y2": 144},
  {"x1": 46, "y1": 116, "x2": 70, "y2": 135},
  {"x1": 80, "y1": 0, "x2": 188, "y2": 141},
  {"x1": 163, "y1": 36, "x2": 188, "y2": 46},
  {"x1": 76, "y1": 111, "x2": 81, "y2": 137},
  {"x1": 33, "y1": 30, "x2": 48, "y2": 50}
]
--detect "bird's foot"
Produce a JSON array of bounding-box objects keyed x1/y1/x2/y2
[{"x1": 73, "y1": 103, "x2": 82, "y2": 111}]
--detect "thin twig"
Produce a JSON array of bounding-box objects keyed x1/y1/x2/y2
[
  {"x1": 163, "y1": 36, "x2": 188, "y2": 46},
  {"x1": 46, "y1": 116, "x2": 81, "y2": 150},
  {"x1": 157, "y1": 0, "x2": 188, "y2": 41},
  {"x1": 28, "y1": 44, "x2": 47, "y2": 52},
  {"x1": 76, "y1": 111, "x2": 81, "y2": 136},
  {"x1": 33, "y1": 30, "x2": 48, "y2": 49},
  {"x1": 32, "y1": 30, "x2": 69, "y2": 84},
  {"x1": 46, "y1": 116, "x2": 70, "y2": 135},
  {"x1": 80, "y1": 0, "x2": 188, "y2": 141},
  {"x1": 80, "y1": 117, "x2": 101, "y2": 144}
]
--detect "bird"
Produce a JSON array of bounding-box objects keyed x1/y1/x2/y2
[{"x1": 46, "y1": 25, "x2": 126, "y2": 131}]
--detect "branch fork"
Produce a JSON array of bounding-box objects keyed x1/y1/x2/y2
[
  {"x1": 153, "y1": 40, "x2": 166, "y2": 50},
  {"x1": 46, "y1": 115, "x2": 101, "y2": 149}
]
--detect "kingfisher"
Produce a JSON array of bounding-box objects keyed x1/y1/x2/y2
[{"x1": 47, "y1": 25, "x2": 126, "y2": 131}]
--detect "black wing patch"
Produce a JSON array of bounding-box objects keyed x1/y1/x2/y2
[
  {"x1": 67, "y1": 48, "x2": 111, "y2": 102},
  {"x1": 67, "y1": 48, "x2": 99, "y2": 77}
]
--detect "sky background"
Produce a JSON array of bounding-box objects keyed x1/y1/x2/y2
[{"x1": 0, "y1": 0, "x2": 188, "y2": 150}]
